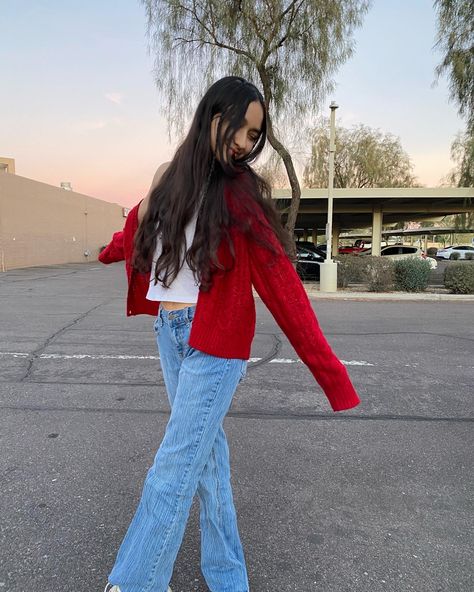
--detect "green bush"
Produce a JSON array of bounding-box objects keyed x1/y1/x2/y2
[
  {"x1": 465, "y1": 252, "x2": 474, "y2": 261},
  {"x1": 365, "y1": 256, "x2": 395, "y2": 291},
  {"x1": 394, "y1": 258, "x2": 432, "y2": 292},
  {"x1": 335, "y1": 254, "x2": 369, "y2": 288},
  {"x1": 444, "y1": 261, "x2": 474, "y2": 294},
  {"x1": 450, "y1": 251, "x2": 461, "y2": 260},
  {"x1": 427, "y1": 247, "x2": 438, "y2": 257}
]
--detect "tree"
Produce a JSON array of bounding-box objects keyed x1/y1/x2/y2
[
  {"x1": 433, "y1": 0, "x2": 474, "y2": 134},
  {"x1": 303, "y1": 121, "x2": 418, "y2": 188},
  {"x1": 254, "y1": 152, "x2": 289, "y2": 189},
  {"x1": 444, "y1": 131, "x2": 474, "y2": 229},
  {"x1": 433, "y1": 1, "x2": 474, "y2": 227},
  {"x1": 140, "y1": 0, "x2": 371, "y2": 234},
  {"x1": 448, "y1": 130, "x2": 474, "y2": 188}
]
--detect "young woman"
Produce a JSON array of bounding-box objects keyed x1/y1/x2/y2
[{"x1": 99, "y1": 76, "x2": 360, "y2": 592}]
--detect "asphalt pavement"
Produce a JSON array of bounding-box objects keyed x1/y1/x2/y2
[{"x1": 0, "y1": 261, "x2": 472, "y2": 592}]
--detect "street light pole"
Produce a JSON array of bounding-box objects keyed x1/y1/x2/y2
[{"x1": 320, "y1": 101, "x2": 339, "y2": 292}]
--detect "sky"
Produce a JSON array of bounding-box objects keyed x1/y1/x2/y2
[{"x1": 0, "y1": 0, "x2": 466, "y2": 208}]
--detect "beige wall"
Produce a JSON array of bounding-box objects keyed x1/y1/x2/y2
[
  {"x1": 0, "y1": 173, "x2": 129, "y2": 271},
  {"x1": 0, "y1": 157, "x2": 16, "y2": 174}
]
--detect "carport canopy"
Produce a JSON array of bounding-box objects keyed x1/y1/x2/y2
[{"x1": 272, "y1": 187, "x2": 474, "y2": 256}]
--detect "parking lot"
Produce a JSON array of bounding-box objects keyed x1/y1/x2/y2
[{"x1": 0, "y1": 261, "x2": 473, "y2": 592}]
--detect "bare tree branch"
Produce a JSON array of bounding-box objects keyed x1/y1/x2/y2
[{"x1": 140, "y1": 0, "x2": 372, "y2": 233}]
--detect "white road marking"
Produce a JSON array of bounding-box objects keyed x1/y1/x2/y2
[
  {"x1": 41, "y1": 353, "x2": 160, "y2": 360},
  {"x1": 0, "y1": 351, "x2": 374, "y2": 366},
  {"x1": 341, "y1": 360, "x2": 375, "y2": 366}
]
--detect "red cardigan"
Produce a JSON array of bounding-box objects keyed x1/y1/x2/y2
[{"x1": 99, "y1": 184, "x2": 360, "y2": 412}]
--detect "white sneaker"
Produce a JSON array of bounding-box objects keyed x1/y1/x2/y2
[{"x1": 104, "y1": 585, "x2": 172, "y2": 592}]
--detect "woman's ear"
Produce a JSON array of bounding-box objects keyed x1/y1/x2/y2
[{"x1": 210, "y1": 114, "x2": 221, "y2": 154}]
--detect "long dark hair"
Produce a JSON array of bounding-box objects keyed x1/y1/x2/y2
[{"x1": 132, "y1": 75, "x2": 296, "y2": 292}]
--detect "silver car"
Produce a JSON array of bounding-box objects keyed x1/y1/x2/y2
[
  {"x1": 436, "y1": 245, "x2": 474, "y2": 260},
  {"x1": 362, "y1": 245, "x2": 438, "y2": 269}
]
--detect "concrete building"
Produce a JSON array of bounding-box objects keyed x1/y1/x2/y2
[
  {"x1": 0, "y1": 157, "x2": 15, "y2": 174},
  {"x1": 0, "y1": 158, "x2": 128, "y2": 271}
]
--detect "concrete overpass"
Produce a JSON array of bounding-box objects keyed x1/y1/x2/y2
[{"x1": 272, "y1": 187, "x2": 474, "y2": 256}]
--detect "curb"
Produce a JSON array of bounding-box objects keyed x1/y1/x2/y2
[
  {"x1": 304, "y1": 289, "x2": 474, "y2": 302},
  {"x1": 252, "y1": 287, "x2": 474, "y2": 302}
]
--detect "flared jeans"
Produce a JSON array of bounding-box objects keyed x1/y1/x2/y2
[{"x1": 107, "y1": 303, "x2": 249, "y2": 592}]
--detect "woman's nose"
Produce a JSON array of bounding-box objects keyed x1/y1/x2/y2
[{"x1": 233, "y1": 130, "x2": 247, "y2": 150}]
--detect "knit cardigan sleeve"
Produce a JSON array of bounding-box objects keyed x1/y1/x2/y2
[
  {"x1": 98, "y1": 230, "x2": 125, "y2": 264},
  {"x1": 247, "y1": 206, "x2": 361, "y2": 412}
]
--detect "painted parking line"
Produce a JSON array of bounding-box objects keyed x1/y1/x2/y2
[{"x1": 0, "y1": 351, "x2": 374, "y2": 366}]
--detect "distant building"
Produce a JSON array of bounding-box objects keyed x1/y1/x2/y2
[
  {"x1": 0, "y1": 157, "x2": 16, "y2": 174},
  {"x1": 0, "y1": 157, "x2": 126, "y2": 270}
]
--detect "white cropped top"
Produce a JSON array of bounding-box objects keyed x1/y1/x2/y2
[{"x1": 145, "y1": 206, "x2": 201, "y2": 304}]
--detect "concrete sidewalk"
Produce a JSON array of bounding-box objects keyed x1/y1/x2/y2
[
  {"x1": 252, "y1": 283, "x2": 474, "y2": 302},
  {"x1": 305, "y1": 287, "x2": 474, "y2": 301}
]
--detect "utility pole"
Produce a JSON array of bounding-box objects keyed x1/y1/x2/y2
[{"x1": 320, "y1": 101, "x2": 338, "y2": 292}]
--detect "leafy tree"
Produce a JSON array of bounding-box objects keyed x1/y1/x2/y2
[
  {"x1": 255, "y1": 152, "x2": 289, "y2": 189},
  {"x1": 433, "y1": 0, "x2": 474, "y2": 226},
  {"x1": 140, "y1": 0, "x2": 371, "y2": 233},
  {"x1": 433, "y1": 0, "x2": 474, "y2": 134},
  {"x1": 447, "y1": 130, "x2": 474, "y2": 187},
  {"x1": 445, "y1": 131, "x2": 474, "y2": 229},
  {"x1": 303, "y1": 121, "x2": 418, "y2": 188}
]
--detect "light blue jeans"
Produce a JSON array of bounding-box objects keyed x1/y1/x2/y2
[{"x1": 107, "y1": 303, "x2": 249, "y2": 592}]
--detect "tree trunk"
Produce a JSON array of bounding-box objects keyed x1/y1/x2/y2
[{"x1": 258, "y1": 65, "x2": 300, "y2": 258}]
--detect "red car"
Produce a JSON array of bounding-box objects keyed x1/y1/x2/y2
[{"x1": 338, "y1": 240, "x2": 371, "y2": 255}]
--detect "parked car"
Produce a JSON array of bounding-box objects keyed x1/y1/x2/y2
[
  {"x1": 436, "y1": 245, "x2": 474, "y2": 260},
  {"x1": 362, "y1": 245, "x2": 438, "y2": 269},
  {"x1": 338, "y1": 239, "x2": 372, "y2": 254},
  {"x1": 295, "y1": 241, "x2": 327, "y2": 258},
  {"x1": 295, "y1": 244, "x2": 324, "y2": 280}
]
